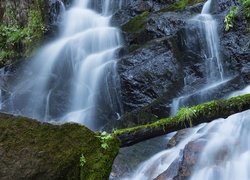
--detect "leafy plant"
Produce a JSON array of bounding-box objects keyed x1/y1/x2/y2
[
  {"x1": 96, "y1": 131, "x2": 113, "y2": 150},
  {"x1": 240, "y1": 0, "x2": 250, "y2": 18},
  {"x1": 177, "y1": 107, "x2": 197, "y2": 127},
  {"x1": 225, "y1": 6, "x2": 238, "y2": 31},
  {"x1": 80, "y1": 154, "x2": 86, "y2": 167}
]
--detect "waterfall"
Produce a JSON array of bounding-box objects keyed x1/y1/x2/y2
[
  {"x1": 171, "y1": 0, "x2": 224, "y2": 115},
  {"x1": 123, "y1": 85, "x2": 250, "y2": 179},
  {"x1": 190, "y1": 109, "x2": 250, "y2": 180},
  {"x1": 1, "y1": 0, "x2": 123, "y2": 130},
  {"x1": 122, "y1": 125, "x2": 205, "y2": 180}
]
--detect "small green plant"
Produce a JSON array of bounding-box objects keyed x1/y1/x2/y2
[
  {"x1": 79, "y1": 154, "x2": 86, "y2": 167},
  {"x1": 177, "y1": 107, "x2": 197, "y2": 127},
  {"x1": 225, "y1": 6, "x2": 238, "y2": 31},
  {"x1": 96, "y1": 131, "x2": 113, "y2": 150},
  {"x1": 240, "y1": 0, "x2": 250, "y2": 18}
]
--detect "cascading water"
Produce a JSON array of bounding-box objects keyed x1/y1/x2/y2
[
  {"x1": 0, "y1": 0, "x2": 123, "y2": 130},
  {"x1": 171, "y1": 0, "x2": 224, "y2": 115},
  {"x1": 122, "y1": 125, "x2": 205, "y2": 180},
  {"x1": 123, "y1": 85, "x2": 250, "y2": 180},
  {"x1": 190, "y1": 110, "x2": 250, "y2": 180}
]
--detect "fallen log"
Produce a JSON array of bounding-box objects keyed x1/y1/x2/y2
[{"x1": 114, "y1": 94, "x2": 250, "y2": 147}]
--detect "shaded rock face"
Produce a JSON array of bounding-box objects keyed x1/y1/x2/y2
[
  {"x1": 114, "y1": 0, "x2": 250, "y2": 128},
  {"x1": 119, "y1": 38, "x2": 183, "y2": 112},
  {"x1": 0, "y1": 113, "x2": 120, "y2": 180},
  {"x1": 112, "y1": 0, "x2": 179, "y2": 26},
  {"x1": 110, "y1": 135, "x2": 168, "y2": 179}
]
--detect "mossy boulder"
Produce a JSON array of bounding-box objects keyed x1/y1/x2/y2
[{"x1": 0, "y1": 113, "x2": 120, "y2": 179}]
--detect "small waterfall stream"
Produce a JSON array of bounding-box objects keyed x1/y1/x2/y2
[
  {"x1": 122, "y1": 85, "x2": 250, "y2": 180},
  {"x1": 171, "y1": 0, "x2": 224, "y2": 115},
  {"x1": 0, "y1": 0, "x2": 123, "y2": 130}
]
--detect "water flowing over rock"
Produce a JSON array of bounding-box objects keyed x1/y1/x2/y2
[
  {"x1": 118, "y1": 85, "x2": 250, "y2": 179},
  {"x1": 170, "y1": 0, "x2": 224, "y2": 115},
  {"x1": 115, "y1": 0, "x2": 249, "y2": 127},
  {"x1": 1, "y1": 0, "x2": 123, "y2": 130}
]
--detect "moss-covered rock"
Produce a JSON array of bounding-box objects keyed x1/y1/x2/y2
[
  {"x1": 0, "y1": 113, "x2": 120, "y2": 179},
  {"x1": 159, "y1": 0, "x2": 206, "y2": 12},
  {"x1": 122, "y1": 11, "x2": 150, "y2": 33}
]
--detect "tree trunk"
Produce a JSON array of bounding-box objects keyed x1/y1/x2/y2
[{"x1": 114, "y1": 94, "x2": 250, "y2": 147}]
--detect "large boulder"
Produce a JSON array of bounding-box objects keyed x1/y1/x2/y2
[{"x1": 0, "y1": 113, "x2": 120, "y2": 179}]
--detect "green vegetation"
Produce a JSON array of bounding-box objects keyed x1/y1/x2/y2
[
  {"x1": 240, "y1": 0, "x2": 250, "y2": 18},
  {"x1": 114, "y1": 94, "x2": 250, "y2": 146},
  {"x1": 225, "y1": 0, "x2": 250, "y2": 31},
  {"x1": 225, "y1": 6, "x2": 238, "y2": 31},
  {"x1": 79, "y1": 154, "x2": 86, "y2": 167},
  {"x1": 0, "y1": 0, "x2": 46, "y2": 66},
  {"x1": 177, "y1": 107, "x2": 197, "y2": 127},
  {"x1": 122, "y1": 11, "x2": 150, "y2": 33},
  {"x1": 0, "y1": 114, "x2": 120, "y2": 179},
  {"x1": 96, "y1": 131, "x2": 114, "y2": 150},
  {"x1": 159, "y1": 0, "x2": 206, "y2": 12}
]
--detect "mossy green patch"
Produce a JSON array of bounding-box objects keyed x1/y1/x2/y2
[
  {"x1": 122, "y1": 11, "x2": 150, "y2": 33},
  {"x1": 159, "y1": 0, "x2": 206, "y2": 12},
  {"x1": 0, "y1": 114, "x2": 120, "y2": 179},
  {"x1": 114, "y1": 94, "x2": 250, "y2": 144},
  {"x1": 224, "y1": 0, "x2": 250, "y2": 31},
  {"x1": 0, "y1": 0, "x2": 47, "y2": 67}
]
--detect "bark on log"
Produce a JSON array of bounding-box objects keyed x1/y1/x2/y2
[{"x1": 114, "y1": 94, "x2": 250, "y2": 147}]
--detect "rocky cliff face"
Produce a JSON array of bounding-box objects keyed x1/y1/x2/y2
[{"x1": 113, "y1": 0, "x2": 250, "y2": 129}]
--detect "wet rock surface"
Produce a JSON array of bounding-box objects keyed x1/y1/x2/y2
[
  {"x1": 110, "y1": 135, "x2": 172, "y2": 179},
  {"x1": 115, "y1": 0, "x2": 250, "y2": 128}
]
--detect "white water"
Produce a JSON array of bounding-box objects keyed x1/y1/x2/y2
[
  {"x1": 171, "y1": 78, "x2": 231, "y2": 115},
  {"x1": 190, "y1": 110, "x2": 250, "y2": 180},
  {"x1": 125, "y1": 85, "x2": 250, "y2": 179},
  {"x1": 1, "y1": 0, "x2": 123, "y2": 130},
  {"x1": 171, "y1": 0, "x2": 224, "y2": 115},
  {"x1": 123, "y1": 125, "x2": 205, "y2": 180}
]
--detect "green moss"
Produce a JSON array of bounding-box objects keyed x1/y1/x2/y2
[
  {"x1": 0, "y1": 114, "x2": 120, "y2": 179},
  {"x1": 0, "y1": 0, "x2": 46, "y2": 66},
  {"x1": 122, "y1": 11, "x2": 150, "y2": 33},
  {"x1": 240, "y1": 0, "x2": 250, "y2": 18},
  {"x1": 114, "y1": 94, "x2": 250, "y2": 136},
  {"x1": 176, "y1": 107, "x2": 197, "y2": 127},
  {"x1": 225, "y1": 6, "x2": 238, "y2": 31},
  {"x1": 225, "y1": 0, "x2": 250, "y2": 31},
  {"x1": 159, "y1": 0, "x2": 206, "y2": 12}
]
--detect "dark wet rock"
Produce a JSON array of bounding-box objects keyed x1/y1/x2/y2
[
  {"x1": 154, "y1": 157, "x2": 182, "y2": 180},
  {"x1": 167, "y1": 129, "x2": 193, "y2": 149},
  {"x1": 156, "y1": 138, "x2": 207, "y2": 180},
  {"x1": 119, "y1": 38, "x2": 183, "y2": 112},
  {"x1": 176, "y1": 139, "x2": 207, "y2": 179},
  {"x1": 111, "y1": 0, "x2": 179, "y2": 26},
  {"x1": 110, "y1": 135, "x2": 171, "y2": 179},
  {"x1": 115, "y1": 0, "x2": 250, "y2": 128}
]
